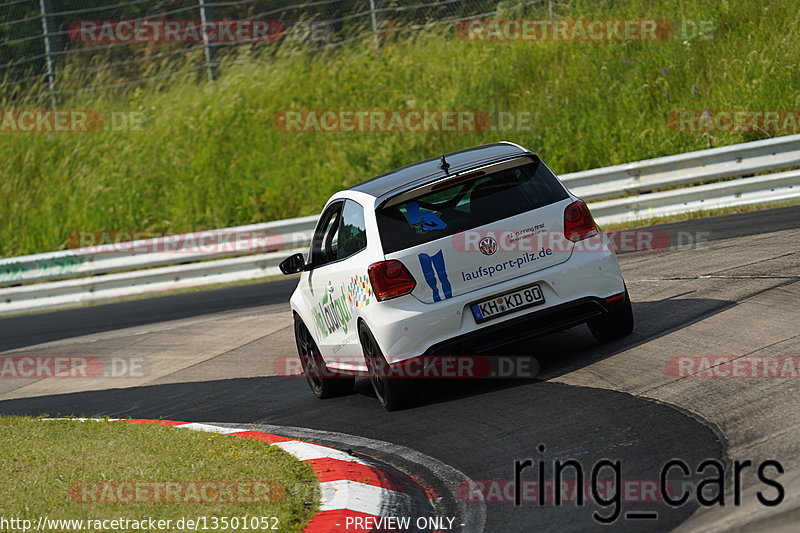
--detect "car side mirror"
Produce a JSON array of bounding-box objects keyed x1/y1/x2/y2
[{"x1": 279, "y1": 253, "x2": 306, "y2": 275}]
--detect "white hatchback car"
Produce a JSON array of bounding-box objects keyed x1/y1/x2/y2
[{"x1": 280, "y1": 142, "x2": 633, "y2": 410}]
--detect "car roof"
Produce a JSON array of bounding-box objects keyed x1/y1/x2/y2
[{"x1": 347, "y1": 142, "x2": 534, "y2": 200}]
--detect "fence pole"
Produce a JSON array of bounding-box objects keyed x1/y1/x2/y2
[
  {"x1": 369, "y1": 0, "x2": 380, "y2": 53},
  {"x1": 198, "y1": 0, "x2": 217, "y2": 81},
  {"x1": 39, "y1": 0, "x2": 58, "y2": 108}
]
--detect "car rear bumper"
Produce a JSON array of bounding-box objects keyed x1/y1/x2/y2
[
  {"x1": 422, "y1": 295, "x2": 623, "y2": 355},
  {"x1": 363, "y1": 241, "x2": 626, "y2": 364}
]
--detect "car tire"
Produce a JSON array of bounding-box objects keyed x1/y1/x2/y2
[
  {"x1": 588, "y1": 290, "x2": 635, "y2": 343},
  {"x1": 359, "y1": 323, "x2": 411, "y2": 411},
  {"x1": 294, "y1": 316, "x2": 354, "y2": 399}
]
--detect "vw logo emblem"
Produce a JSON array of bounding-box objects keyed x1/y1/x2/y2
[{"x1": 479, "y1": 237, "x2": 498, "y2": 256}]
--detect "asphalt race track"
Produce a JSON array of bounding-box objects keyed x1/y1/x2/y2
[{"x1": 2, "y1": 205, "x2": 800, "y2": 532}]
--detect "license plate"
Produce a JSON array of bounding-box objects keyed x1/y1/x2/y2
[{"x1": 470, "y1": 284, "x2": 545, "y2": 323}]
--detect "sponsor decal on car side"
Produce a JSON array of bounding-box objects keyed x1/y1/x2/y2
[
  {"x1": 418, "y1": 250, "x2": 452, "y2": 302},
  {"x1": 311, "y1": 277, "x2": 371, "y2": 340},
  {"x1": 505, "y1": 224, "x2": 547, "y2": 245},
  {"x1": 461, "y1": 247, "x2": 553, "y2": 281},
  {"x1": 311, "y1": 286, "x2": 352, "y2": 338},
  {"x1": 332, "y1": 332, "x2": 359, "y2": 354}
]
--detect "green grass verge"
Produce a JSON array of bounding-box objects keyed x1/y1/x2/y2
[
  {"x1": 1, "y1": 0, "x2": 799, "y2": 258},
  {"x1": 0, "y1": 417, "x2": 318, "y2": 532}
]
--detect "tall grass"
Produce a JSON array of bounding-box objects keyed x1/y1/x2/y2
[{"x1": 2, "y1": 0, "x2": 799, "y2": 257}]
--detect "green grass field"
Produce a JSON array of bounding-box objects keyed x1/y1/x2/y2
[
  {"x1": 0, "y1": 417, "x2": 318, "y2": 532},
  {"x1": 1, "y1": 0, "x2": 798, "y2": 258}
]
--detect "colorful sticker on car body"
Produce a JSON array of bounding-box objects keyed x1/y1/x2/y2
[{"x1": 347, "y1": 275, "x2": 373, "y2": 308}]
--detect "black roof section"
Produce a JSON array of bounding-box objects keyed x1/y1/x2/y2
[{"x1": 348, "y1": 142, "x2": 534, "y2": 199}]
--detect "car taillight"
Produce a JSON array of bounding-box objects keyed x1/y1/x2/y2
[
  {"x1": 368, "y1": 260, "x2": 417, "y2": 301},
  {"x1": 564, "y1": 200, "x2": 599, "y2": 242}
]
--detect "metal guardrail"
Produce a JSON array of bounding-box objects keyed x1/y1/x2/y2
[
  {"x1": 0, "y1": 251, "x2": 305, "y2": 314},
  {"x1": 0, "y1": 215, "x2": 318, "y2": 286},
  {"x1": 1, "y1": 135, "x2": 799, "y2": 315},
  {"x1": 590, "y1": 167, "x2": 800, "y2": 225},
  {"x1": 561, "y1": 134, "x2": 800, "y2": 202}
]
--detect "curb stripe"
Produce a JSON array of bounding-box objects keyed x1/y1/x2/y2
[
  {"x1": 176, "y1": 422, "x2": 246, "y2": 434},
  {"x1": 124, "y1": 419, "x2": 186, "y2": 426},
  {"x1": 308, "y1": 457, "x2": 412, "y2": 490},
  {"x1": 273, "y1": 440, "x2": 365, "y2": 463},
  {"x1": 114, "y1": 419, "x2": 434, "y2": 532},
  {"x1": 318, "y1": 480, "x2": 395, "y2": 515},
  {"x1": 231, "y1": 430, "x2": 296, "y2": 444}
]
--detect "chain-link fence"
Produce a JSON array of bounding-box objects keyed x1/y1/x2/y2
[{"x1": 0, "y1": 0, "x2": 547, "y2": 106}]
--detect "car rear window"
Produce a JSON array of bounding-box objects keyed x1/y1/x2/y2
[{"x1": 376, "y1": 160, "x2": 569, "y2": 254}]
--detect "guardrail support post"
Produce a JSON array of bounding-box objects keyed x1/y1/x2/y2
[
  {"x1": 369, "y1": 0, "x2": 380, "y2": 53},
  {"x1": 198, "y1": 0, "x2": 217, "y2": 82},
  {"x1": 39, "y1": 0, "x2": 58, "y2": 108}
]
